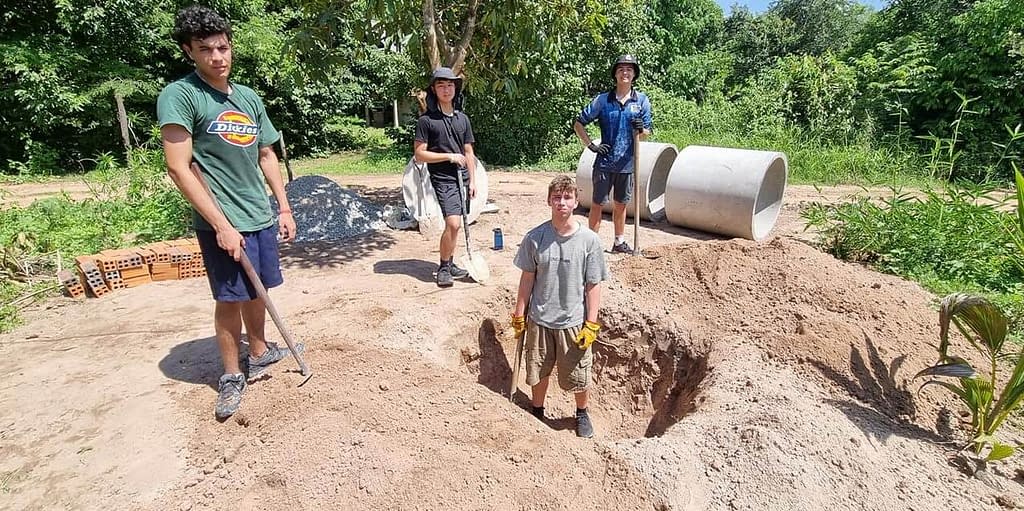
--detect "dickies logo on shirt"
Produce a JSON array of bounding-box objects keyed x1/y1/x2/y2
[{"x1": 207, "y1": 110, "x2": 258, "y2": 147}]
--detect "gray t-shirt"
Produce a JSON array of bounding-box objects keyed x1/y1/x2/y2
[{"x1": 513, "y1": 220, "x2": 609, "y2": 329}]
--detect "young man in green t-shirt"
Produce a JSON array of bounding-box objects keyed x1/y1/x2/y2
[{"x1": 157, "y1": 5, "x2": 300, "y2": 420}]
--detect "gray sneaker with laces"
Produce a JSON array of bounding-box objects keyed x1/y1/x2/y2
[
  {"x1": 436, "y1": 265, "x2": 453, "y2": 287},
  {"x1": 247, "y1": 341, "x2": 305, "y2": 382},
  {"x1": 576, "y1": 410, "x2": 594, "y2": 438},
  {"x1": 215, "y1": 373, "x2": 246, "y2": 420},
  {"x1": 448, "y1": 261, "x2": 470, "y2": 279}
]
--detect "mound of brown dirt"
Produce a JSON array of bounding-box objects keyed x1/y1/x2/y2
[{"x1": 590, "y1": 237, "x2": 1024, "y2": 509}]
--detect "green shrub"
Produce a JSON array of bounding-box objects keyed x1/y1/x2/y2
[
  {"x1": 803, "y1": 184, "x2": 1022, "y2": 293},
  {"x1": 324, "y1": 116, "x2": 393, "y2": 151}
]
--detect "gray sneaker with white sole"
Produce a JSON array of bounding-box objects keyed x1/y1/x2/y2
[
  {"x1": 215, "y1": 373, "x2": 246, "y2": 420},
  {"x1": 247, "y1": 342, "x2": 305, "y2": 382}
]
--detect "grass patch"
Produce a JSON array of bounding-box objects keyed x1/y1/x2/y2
[
  {"x1": 293, "y1": 146, "x2": 410, "y2": 176},
  {"x1": 802, "y1": 183, "x2": 1024, "y2": 332}
]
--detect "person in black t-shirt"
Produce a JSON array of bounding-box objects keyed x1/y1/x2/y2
[{"x1": 413, "y1": 67, "x2": 478, "y2": 288}]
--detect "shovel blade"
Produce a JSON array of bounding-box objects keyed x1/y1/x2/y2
[{"x1": 460, "y1": 253, "x2": 490, "y2": 283}]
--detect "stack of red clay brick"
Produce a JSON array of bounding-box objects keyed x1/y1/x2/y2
[{"x1": 58, "y1": 238, "x2": 205, "y2": 298}]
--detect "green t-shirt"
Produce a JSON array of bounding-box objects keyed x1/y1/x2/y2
[{"x1": 157, "y1": 72, "x2": 280, "y2": 232}]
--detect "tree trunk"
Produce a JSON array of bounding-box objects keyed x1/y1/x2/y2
[
  {"x1": 420, "y1": 0, "x2": 479, "y2": 75},
  {"x1": 423, "y1": 0, "x2": 441, "y2": 69},
  {"x1": 114, "y1": 92, "x2": 131, "y2": 162}
]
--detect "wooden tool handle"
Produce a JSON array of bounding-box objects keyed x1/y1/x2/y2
[{"x1": 633, "y1": 130, "x2": 641, "y2": 256}]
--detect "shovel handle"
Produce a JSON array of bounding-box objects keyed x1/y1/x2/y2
[
  {"x1": 633, "y1": 129, "x2": 641, "y2": 257},
  {"x1": 509, "y1": 330, "x2": 525, "y2": 401},
  {"x1": 456, "y1": 168, "x2": 472, "y2": 258},
  {"x1": 235, "y1": 251, "x2": 310, "y2": 376}
]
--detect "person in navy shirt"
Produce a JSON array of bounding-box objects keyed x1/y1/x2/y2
[{"x1": 573, "y1": 54, "x2": 652, "y2": 254}]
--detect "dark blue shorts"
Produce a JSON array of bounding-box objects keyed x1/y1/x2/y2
[
  {"x1": 430, "y1": 172, "x2": 470, "y2": 217},
  {"x1": 196, "y1": 226, "x2": 283, "y2": 302},
  {"x1": 592, "y1": 170, "x2": 633, "y2": 205}
]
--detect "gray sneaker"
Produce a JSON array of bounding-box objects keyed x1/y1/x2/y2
[
  {"x1": 576, "y1": 410, "x2": 594, "y2": 438},
  {"x1": 436, "y1": 265, "x2": 453, "y2": 287},
  {"x1": 247, "y1": 342, "x2": 305, "y2": 382},
  {"x1": 448, "y1": 261, "x2": 470, "y2": 279},
  {"x1": 215, "y1": 373, "x2": 246, "y2": 420}
]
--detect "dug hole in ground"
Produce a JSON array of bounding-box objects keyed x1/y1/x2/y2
[{"x1": 1, "y1": 172, "x2": 1023, "y2": 510}]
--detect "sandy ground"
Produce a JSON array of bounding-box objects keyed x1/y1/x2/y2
[
  {"x1": 0, "y1": 180, "x2": 94, "y2": 208},
  {"x1": 1, "y1": 172, "x2": 1023, "y2": 510}
]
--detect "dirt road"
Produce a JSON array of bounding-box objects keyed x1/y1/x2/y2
[{"x1": 1, "y1": 172, "x2": 1021, "y2": 510}]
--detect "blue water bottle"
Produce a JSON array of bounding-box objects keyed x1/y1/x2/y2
[{"x1": 493, "y1": 228, "x2": 504, "y2": 250}]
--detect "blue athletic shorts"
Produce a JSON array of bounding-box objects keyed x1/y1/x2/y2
[
  {"x1": 592, "y1": 170, "x2": 633, "y2": 205},
  {"x1": 430, "y1": 172, "x2": 470, "y2": 217},
  {"x1": 196, "y1": 226, "x2": 283, "y2": 302}
]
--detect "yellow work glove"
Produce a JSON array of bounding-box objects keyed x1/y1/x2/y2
[
  {"x1": 511, "y1": 314, "x2": 527, "y2": 339},
  {"x1": 575, "y1": 321, "x2": 601, "y2": 350}
]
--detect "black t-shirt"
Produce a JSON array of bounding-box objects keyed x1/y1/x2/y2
[{"x1": 414, "y1": 109, "x2": 475, "y2": 181}]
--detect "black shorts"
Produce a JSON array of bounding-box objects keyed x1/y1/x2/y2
[
  {"x1": 592, "y1": 170, "x2": 633, "y2": 205},
  {"x1": 430, "y1": 172, "x2": 470, "y2": 217}
]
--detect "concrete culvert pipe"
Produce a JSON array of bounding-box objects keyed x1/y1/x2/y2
[
  {"x1": 664, "y1": 145, "x2": 787, "y2": 241},
  {"x1": 576, "y1": 141, "x2": 678, "y2": 221},
  {"x1": 401, "y1": 157, "x2": 489, "y2": 225}
]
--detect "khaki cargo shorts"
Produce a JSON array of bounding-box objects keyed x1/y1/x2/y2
[{"x1": 524, "y1": 320, "x2": 592, "y2": 393}]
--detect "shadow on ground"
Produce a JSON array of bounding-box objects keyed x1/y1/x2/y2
[
  {"x1": 374, "y1": 258, "x2": 436, "y2": 283},
  {"x1": 281, "y1": 231, "x2": 397, "y2": 269},
  {"x1": 471, "y1": 318, "x2": 588, "y2": 433},
  {"x1": 810, "y1": 331, "x2": 944, "y2": 444},
  {"x1": 159, "y1": 335, "x2": 223, "y2": 391},
  {"x1": 575, "y1": 207, "x2": 720, "y2": 242},
  {"x1": 346, "y1": 185, "x2": 404, "y2": 206},
  {"x1": 474, "y1": 319, "x2": 511, "y2": 397}
]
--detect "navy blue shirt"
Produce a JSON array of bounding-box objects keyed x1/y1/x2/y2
[{"x1": 577, "y1": 89, "x2": 652, "y2": 174}]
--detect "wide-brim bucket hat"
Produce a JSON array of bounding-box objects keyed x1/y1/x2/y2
[
  {"x1": 429, "y1": 67, "x2": 463, "y2": 94},
  {"x1": 425, "y1": 67, "x2": 465, "y2": 112}
]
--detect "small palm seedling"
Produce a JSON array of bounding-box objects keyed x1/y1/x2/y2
[{"x1": 915, "y1": 293, "x2": 1024, "y2": 462}]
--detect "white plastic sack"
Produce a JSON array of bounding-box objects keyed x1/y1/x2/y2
[{"x1": 401, "y1": 157, "x2": 489, "y2": 226}]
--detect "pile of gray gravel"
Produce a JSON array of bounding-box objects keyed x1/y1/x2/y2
[{"x1": 270, "y1": 175, "x2": 392, "y2": 243}]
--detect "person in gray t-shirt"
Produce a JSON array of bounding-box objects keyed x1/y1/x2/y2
[{"x1": 511, "y1": 175, "x2": 609, "y2": 438}]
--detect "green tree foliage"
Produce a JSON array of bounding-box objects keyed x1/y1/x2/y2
[
  {"x1": 849, "y1": 35, "x2": 938, "y2": 134},
  {"x1": 651, "y1": 0, "x2": 725, "y2": 73},
  {"x1": 0, "y1": 0, "x2": 172, "y2": 174},
  {"x1": 738, "y1": 54, "x2": 863, "y2": 142},
  {"x1": 723, "y1": 7, "x2": 798, "y2": 86},
  {"x1": 0, "y1": 0, "x2": 418, "y2": 173},
  {"x1": 664, "y1": 50, "x2": 733, "y2": 102},
  {"x1": 848, "y1": 0, "x2": 1024, "y2": 178},
  {"x1": 2, "y1": 0, "x2": 1023, "y2": 175},
  {"x1": 769, "y1": 0, "x2": 872, "y2": 56}
]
